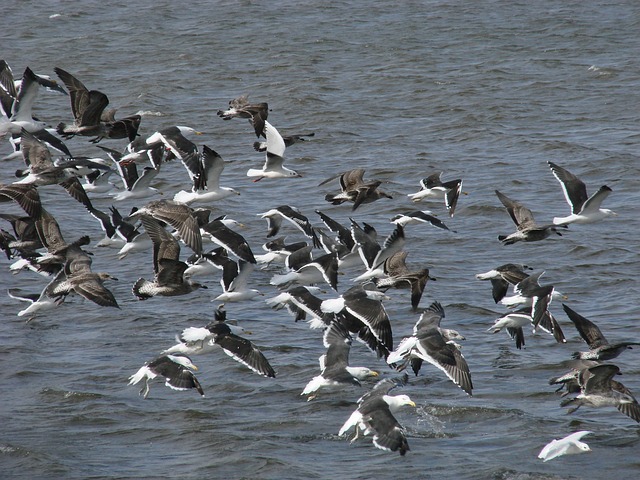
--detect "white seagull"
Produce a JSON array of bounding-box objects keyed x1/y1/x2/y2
[{"x1": 538, "y1": 431, "x2": 592, "y2": 462}]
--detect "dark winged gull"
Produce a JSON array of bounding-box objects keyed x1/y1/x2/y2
[
  {"x1": 338, "y1": 373, "x2": 415, "y2": 456},
  {"x1": 163, "y1": 309, "x2": 275, "y2": 378},
  {"x1": 128, "y1": 353, "x2": 204, "y2": 399},
  {"x1": 301, "y1": 319, "x2": 379, "y2": 399},
  {"x1": 259, "y1": 205, "x2": 320, "y2": 248},
  {"x1": 173, "y1": 145, "x2": 239, "y2": 204},
  {"x1": 548, "y1": 161, "x2": 616, "y2": 225},
  {"x1": 247, "y1": 120, "x2": 301, "y2": 181},
  {"x1": 212, "y1": 257, "x2": 262, "y2": 302},
  {"x1": 390, "y1": 210, "x2": 453, "y2": 231},
  {"x1": 387, "y1": 301, "x2": 472, "y2": 395},
  {"x1": 321, "y1": 284, "x2": 393, "y2": 358},
  {"x1": 407, "y1": 172, "x2": 464, "y2": 217},
  {"x1": 475, "y1": 263, "x2": 533, "y2": 303}
]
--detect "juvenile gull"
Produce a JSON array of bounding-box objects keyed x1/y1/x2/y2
[
  {"x1": 387, "y1": 301, "x2": 472, "y2": 395},
  {"x1": 538, "y1": 431, "x2": 592, "y2": 462},
  {"x1": 54, "y1": 67, "x2": 140, "y2": 142},
  {"x1": 129, "y1": 200, "x2": 202, "y2": 255},
  {"x1": 548, "y1": 161, "x2": 616, "y2": 225},
  {"x1": 495, "y1": 190, "x2": 566, "y2": 245},
  {"x1": 559, "y1": 364, "x2": 640, "y2": 423},
  {"x1": 301, "y1": 319, "x2": 379, "y2": 399},
  {"x1": 562, "y1": 304, "x2": 640, "y2": 361},
  {"x1": 321, "y1": 169, "x2": 392, "y2": 211},
  {"x1": 338, "y1": 374, "x2": 415, "y2": 456},
  {"x1": 407, "y1": 172, "x2": 464, "y2": 217},
  {"x1": 373, "y1": 250, "x2": 435, "y2": 311},
  {"x1": 132, "y1": 215, "x2": 207, "y2": 299},
  {"x1": 128, "y1": 353, "x2": 204, "y2": 399},
  {"x1": 217, "y1": 94, "x2": 269, "y2": 138}
]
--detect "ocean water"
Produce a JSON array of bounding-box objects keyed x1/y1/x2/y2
[{"x1": 1, "y1": 1, "x2": 639, "y2": 478}]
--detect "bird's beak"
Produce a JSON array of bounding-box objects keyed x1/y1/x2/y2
[{"x1": 409, "y1": 401, "x2": 417, "y2": 407}]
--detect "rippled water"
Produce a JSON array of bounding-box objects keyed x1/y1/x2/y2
[{"x1": 2, "y1": 1, "x2": 640, "y2": 478}]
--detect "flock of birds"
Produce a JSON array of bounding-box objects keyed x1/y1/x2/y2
[{"x1": 0, "y1": 60, "x2": 632, "y2": 459}]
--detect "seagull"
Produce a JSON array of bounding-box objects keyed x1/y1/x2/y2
[
  {"x1": 162, "y1": 304, "x2": 248, "y2": 353},
  {"x1": 259, "y1": 205, "x2": 320, "y2": 248},
  {"x1": 350, "y1": 221, "x2": 405, "y2": 283},
  {"x1": 548, "y1": 161, "x2": 616, "y2": 225},
  {"x1": 47, "y1": 259, "x2": 119, "y2": 308},
  {"x1": 173, "y1": 145, "x2": 240, "y2": 204},
  {"x1": 8, "y1": 283, "x2": 65, "y2": 320},
  {"x1": 142, "y1": 125, "x2": 202, "y2": 162},
  {"x1": 373, "y1": 250, "x2": 435, "y2": 311},
  {"x1": 563, "y1": 304, "x2": 640, "y2": 361},
  {"x1": 475, "y1": 263, "x2": 533, "y2": 303},
  {"x1": 110, "y1": 156, "x2": 162, "y2": 202},
  {"x1": 321, "y1": 284, "x2": 393, "y2": 358},
  {"x1": 387, "y1": 301, "x2": 472, "y2": 395},
  {"x1": 321, "y1": 169, "x2": 392, "y2": 211},
  {"x1": 163, "y1": 311, "x2": 275, "y2": 378},
  {"x1": 54, "y1": 67, "x2": 140, "y2": 142},
  {"x1": 390, "y1": 210, "x2": 453, "y2": 231},
  {"x1": 129, "y1": 200, "x2": 202, "y2": 255},
  {"x1": 0, "y1": 65, "x2": 61, "y2": 135},
  {"x1": 499, "y1": 271, "x2": 564, "y2": 334},
  {"x1": 128, "y1": 353, "x2": 204, "y2": 399},
  {"x1": 560, "y1": 364, "x2": 640, "y2": 423},
  {"x1": 212, "y1": 257, "x2": 262, "y2": 302},
  {"x1": 266, "y1": 285, "x2": 332, "y2": 329},
  {"x1": 301, "y1": 319, "x2": 379, "y2": 399},
  {"x1": 254, "y1": 236, "x2": 309, "y2": 268},
  {"x1": 487, "y1": 309, "x2": 532, "y2": 350},
  {"x1": 253, "y1": 132, "x2": 314, "y2": 151},
  {"x1": 132, "y1": 215, "x2": 207, "y2": 299},
  {"x1": 407, "y1": 172, "x2": 464, "y2": 217},
  {"x1": 338, "y1": 374, "x2": 415, "y2": 456},
  {"x1": 200, "y1": 218, "x2": 256, "y2": 264},
  {"x1": 247, "y1": 121, "x2": 301, "y2": 181},
  {"x1": 538, "y1": 431, "x2": 592, "y2": 462},
  {"x1": 495, "y1": 190, "x2": 566, "y2": 245},
  {"x1": 270, "y1": 250, "x2": 339, "y2": 291},
  {"x1": 217, "y1": 94, "x2": 269, "y2": 138}
]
